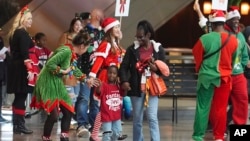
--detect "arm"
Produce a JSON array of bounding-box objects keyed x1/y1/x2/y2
[
  {"x1": 45, "y1": 47, "x2": 71, "y2": 75},
  {"x1": 193, "y1": 0, "x2": 208, "y2": 33},
  {"x1": 89, "y1": 42, "x2": 111, "y2": 78},
  {"x1": 192, "y1": 39, "x2": 205, "y2": 72}
]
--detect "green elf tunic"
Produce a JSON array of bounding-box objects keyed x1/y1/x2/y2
[
  {"x1": 192, "y1": 32, "x2": 238, "y2": 141},
  {"x1": 30, "y1": 44, "x2": 86, "y2": 114}
]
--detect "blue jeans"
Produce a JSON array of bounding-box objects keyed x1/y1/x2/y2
[
  {"x1": 102, "y1": 120, "x2": 121, "y2": 141},
  {"x1": 75, "y1": 82, "x2": 99, "y2": 129},
  {"x1": 131, "y1": 93, "x2": 160, "y2": 141}
]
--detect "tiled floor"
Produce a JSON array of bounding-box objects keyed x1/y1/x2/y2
[{"x1": 0, "y1": 98, "x2": 248, "y2": 141}]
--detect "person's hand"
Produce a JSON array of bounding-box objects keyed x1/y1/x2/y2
[
  {"x1": 0, "y1": 54, "x2": 6, "y2": 59},
  {"x1": 122, "y1": 82, "x2": 131, "y2": 91},
  {"x1": 92, "y1": 78, "x2": 101, "y2": 87},
  {"x1": 148, "y1": 58, "x2": 157, "y2": 72},
  {"x1": 27, "y1": 71, "x2": 34, "y2": 81},
  {"x1": 247, "y1": 61, "x2": 250, "y2": 68},
  {"x1": 193, "y1": 0, "x2": 200, "y2": 12}
]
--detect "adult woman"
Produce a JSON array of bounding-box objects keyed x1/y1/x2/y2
[
  {"x1": 7, "y1": 5, "x2": 34, "y2": 134},
  {"x1": 119, "y1": 20, "x2": 166, "y2": 141},
  {"x1": 30, "y1": 30, "x2": 97, "y2": 141},
  {"x1": 58, "y1": 16, "x2": 83, "y2": 130}
]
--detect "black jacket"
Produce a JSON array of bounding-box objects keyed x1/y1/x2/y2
[{"x1": 119, "y1": 40, "x2": 166, "y2": 97}]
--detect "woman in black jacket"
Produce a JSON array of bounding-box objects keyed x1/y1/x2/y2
[{"x1": 119, "y1": 20, "x2": 166, "y2": 141}]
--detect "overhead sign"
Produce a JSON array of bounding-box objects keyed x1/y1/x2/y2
[
  {"x1": 212, "y1": 0, "x2": 228, "y2": 11},
  {"x1": 115, "y1": 0, "x2": 130, "y2": 17}
]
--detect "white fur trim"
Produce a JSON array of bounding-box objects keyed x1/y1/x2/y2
[
  {"x1": 199, "y1": 17, "x2": 208, "y2": 28},
  {"x1": 89, "y1": 72, "x2": 96, "y2": 78},
  {"x1": 104, "y1": 20, "x2": 120, "y2": 32},
  {"x1": 209, "y1": 16, "x2": 226, "y2": 22},
  {"x1": 93, "y1": 43, "x2": 111, "y2": 58},
  {"x1": 226, "y1": 10, "x2": 241, "y2": 20}
]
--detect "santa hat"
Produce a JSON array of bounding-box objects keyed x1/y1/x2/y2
[
  {"x1": 101, "y1": 17, "x2": 120, "y2": 33},
  {"x1": 226, "y1": 6, "x2": 241, "y2": 20},
  {"x1": 208, "y1": 10, "x2": 226, "y2": 22}
]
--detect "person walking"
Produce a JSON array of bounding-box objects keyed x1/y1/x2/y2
[{"x1": 119, "y1": 20, "x2": 166, "y2": 141}]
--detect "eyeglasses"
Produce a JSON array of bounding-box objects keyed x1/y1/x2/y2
[{"x1": 135, "y1": 35, "x2": 145, "y2": 40}]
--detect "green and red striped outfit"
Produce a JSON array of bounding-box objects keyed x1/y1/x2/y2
[{"x1": 192, "y1": 32, "x2": 238, "y2": 141}]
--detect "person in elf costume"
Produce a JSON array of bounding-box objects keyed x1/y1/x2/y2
[
  {"x1": 193, "y1": 0, "x2": 249, "y2": 133},
  {"x1": 30, "y1": 30, "x2": 98, "y2": 141},
  {"x1": 224, "y1": 0, "x2": 249, "y2": 127},
  {"x1": 192, "y1": 10, "x2": 238, "y2": 141},
  {"x1": 88, "y1": 17, "x2": 127, "y2": 141}
]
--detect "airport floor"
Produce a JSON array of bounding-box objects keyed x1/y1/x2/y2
[{"x1": 0, "y1": 98, "x2": 249, "y2": 141}]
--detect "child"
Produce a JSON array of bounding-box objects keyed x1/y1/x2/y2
[
  {"x1": 95, "y1": 65, "x2": 125, "y2": 141},
  {"x1": 26, "y1": 32, "x2": 52, "y2": 118}
]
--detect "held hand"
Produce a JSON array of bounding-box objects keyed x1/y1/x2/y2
[
  {"x1": 27, "y1": 71, "x2": 34, "y2": 81},
  {"x1": 92, "y1": 78, "x2": 101, "y2": 87},
  {"x1": 122, "y1": 82, "x2": 131, "y2": 91}
]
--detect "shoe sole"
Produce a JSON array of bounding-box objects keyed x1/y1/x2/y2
[{"x1": 77, "y1": 130, "x2": 89, "y2": 138}]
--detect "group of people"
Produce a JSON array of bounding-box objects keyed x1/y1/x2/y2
[
  {"x1": 2, "y1": 4, "x2": 166, "y2": 141},
  {"x1": 192, "y1": 1, "x2": 250, "y2": 141}
]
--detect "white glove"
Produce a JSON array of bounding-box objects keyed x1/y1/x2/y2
[{"x1": 27, "y1": 71, "x2": 34, "y2": 81}]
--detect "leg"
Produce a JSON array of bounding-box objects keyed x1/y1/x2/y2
[
  {"x1": 131, "y1": 94, "x2": 145, "y2": 141},
  {"x1": 111, "y1": 120, "x2": 122, "y2": 141},
  {"x1": 76, "y1": 83, "x2": 90, "y2": 127},
  {"x1": 209, "y1": 79, "x2": 231, "y2": 140},
  {"x1": 60, "y1": 105, "x2": 73, "y2": 141},
  {"x1": 76, "y1": 83, "x2": 91, "y2": 137},
  {"x1": 89, "y1": 87, "x2": 100, "y2": 131},
  {"x1": 146, "y1": 95, "x2": 160, "y2": 141},
  {"x1": 90, "y1": 112, "x2": 101, "y2": 140},
  {"x1": 0, "y1": 81, "x2": 8, "y2": 122},
  {"x1": 230, "y1": 74, "x2": 248, "y2": 125},
  {"x1": 12, "y1": 92, "x2": 33, "y2": 134},
  {"x1": 43, "y1": 108, "x2": 58, "y2": 138},
  {"x1": 192, "y1": 85, "x2": 214, "y2": 141},
  {"x1": 102, "y1": 122, "x2": 112, "y2": 141}
]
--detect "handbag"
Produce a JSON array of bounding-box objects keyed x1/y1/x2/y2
[
  {"x1": 147, "y1": 73, "x2": 167, "y2": 96},
  {"x1": 62, "y1": 75, "x2": 77, "y2": 86}
]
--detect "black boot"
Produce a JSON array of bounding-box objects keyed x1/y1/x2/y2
[{"x1": 13, "y1": 114, "x2": 33, "y2": 134}]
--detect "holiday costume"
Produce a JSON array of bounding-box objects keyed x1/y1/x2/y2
[
  {"x1": 28, "y1": 46, "x2": 52, "y2": 86},
  {"x1": 30, "y1": 44, "x2": 86, "y2": 114},
  {"x1": 89, "y1": 41, "x2": 124, "y2": 81},
  {"x1": 192, "y1": 32, "x2": 238, "y2": 141}
]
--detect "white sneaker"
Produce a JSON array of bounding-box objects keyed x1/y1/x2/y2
[{"x1": 77, "y1": 126, "x2": 90, "y2": 138}]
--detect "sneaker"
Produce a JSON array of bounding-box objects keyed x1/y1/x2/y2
[
  {"x1": 0, "y1": 116, "x2": 10, "y2": 123},
  {"x1": 117, "y1": 134, "x2": 127, "y2": 140},
  {"x1": 69, "y1": 122, "x2": 77, "y2": 130},
  {"x1": 77, "y1": 126, "x2": 90, "y2": 138}
]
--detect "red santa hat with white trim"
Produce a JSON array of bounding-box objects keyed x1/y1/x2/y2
[
  {"x1": 101, "y1": 17, "x2": 120, "y2": 33},
  {"x1": 208, "y1": 10, "x2": 226, "y2": 22},
  {"x1": 226, "y1": 6, "x2": 241, "y2": 20}
]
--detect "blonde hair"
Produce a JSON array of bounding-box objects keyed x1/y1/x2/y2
[{"x1": 7, "y1": 10, "x2": 32, "y2": 42}]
